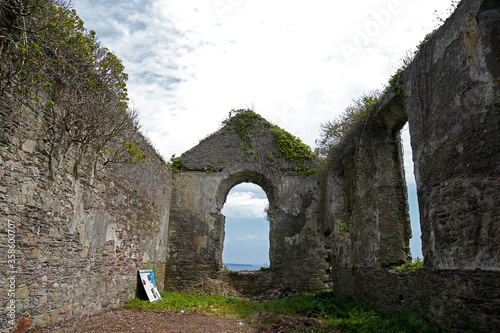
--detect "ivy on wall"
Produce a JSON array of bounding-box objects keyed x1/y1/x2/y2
[
  {"x1": 222, "y1": 109, "x2": 316, "y2": 175},
  {"x1": 169, "y1": 155, "x2": 186, "y2": 172}
]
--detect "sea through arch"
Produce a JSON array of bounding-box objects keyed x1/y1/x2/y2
[{"x1": 221, "y1": 182, "x2": 270, "y2": 271}]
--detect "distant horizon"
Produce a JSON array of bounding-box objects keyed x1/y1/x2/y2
[
  {"x1": 224, "y1": 262, "x2": 270, "y2": 267},
  {"x1": 224, "y1": 262, "x2": 269, "y2": 271}
]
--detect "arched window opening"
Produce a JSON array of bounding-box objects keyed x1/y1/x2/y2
[
  {"x1": 221, "y1": 183, "x2": 270, "y2": 271},
  {"x1": 401, "y1": 123, "x2": 422, "y2": 259}
]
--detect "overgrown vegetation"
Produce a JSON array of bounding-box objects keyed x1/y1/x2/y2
[
  {"x1": 222, "y1": 109, "x2": 316, "y2": 175},
  {"x1": 203, "y1": 165, "x2": 216, "y2": 173},
  {"x1": 389, "y1": 0, "x2": 459, "y2": 99},
  {"x1": 319, "y1": 0, "x2": 460, "y2": 158},
  {"x1": 125, "y1": 290, "x2": 440, "y2": 332},
  {"x1": 168, "y1": 154, "x2": 186, "y2": 172},
  {"x1": 392, "y1": 258, "x2": 424, "y2": 273},
  {"x1": 316, "y1": 91, "x2": 381, "y2": 159},
  {"x1": 389, "y1": 29, "x2": 438, "y2": 99},
  {"x1": 0, "y1": 0, "x2": 146, "y2": 178}
]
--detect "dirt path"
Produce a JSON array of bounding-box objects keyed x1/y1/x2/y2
[
  {"x1": 26, "y1": 308, "x2": 257, "y2": 333},
  {"x1": 24, "y1": 285, "x2": 337, "y2": 332}
]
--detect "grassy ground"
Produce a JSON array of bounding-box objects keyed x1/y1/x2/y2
[{"x1": 124, "y1": 290, "x2": 441, "y2": 332}]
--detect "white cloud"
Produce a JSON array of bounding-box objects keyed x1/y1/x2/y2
[
  {"x1": 401, "y1": 124, "x2": 417, "y2": 185},
  {"x1": 222, "y1": 191, "x2": 268, "y2": 219},
  {"x1": 73, "y1": 0, "x2": 455, "y2": 158},
  {"x1": 226, "y1": 234, "x2": 269, "y2": 242}
]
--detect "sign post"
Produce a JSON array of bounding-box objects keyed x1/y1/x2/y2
[{"x1": 137, "y1": 269, "x2": 162, "y2": 302}]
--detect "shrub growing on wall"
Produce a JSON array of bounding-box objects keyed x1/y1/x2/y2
[
  {"x1": 222, "y1": 109, "x2": 316, "y2": 175},
  {"x1": 0, "y1": 0, "x2": 145, "y2": 178},
  {"x1": 316, "y1": 91, "x2": 381, "y2": 161}
]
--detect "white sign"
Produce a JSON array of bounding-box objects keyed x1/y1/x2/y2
[{"x1": 138, "y1": 269, "x2": 162, "y2": 302}]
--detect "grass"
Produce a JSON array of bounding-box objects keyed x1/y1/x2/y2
[
  {"x1": 392, "y1": 258, "x2": 424, "y2": 273},
  {"x1": 124, "y1": 290, "x2": 440, "y2": 332}
]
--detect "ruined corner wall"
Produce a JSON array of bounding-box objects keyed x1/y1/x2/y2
[
  {"x1": 327, "y1": 0, "x2": 500, "y2": 331},
  {"x1": 323, "y1": 91, "x2": 411, "y2": 271},
  {"x1": 0, "y1": 102, "x2": 172, "y2": 328},
  {"x1": 166, "y1": 120, "x2": 330, "y2": 295},
  {"x1": 405, "y1": 0, "x2": 500, "y2": 271}
]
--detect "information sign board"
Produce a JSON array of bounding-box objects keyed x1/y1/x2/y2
[{"x1": 138, "y1": 269, "x2": 162, "y2": 303}]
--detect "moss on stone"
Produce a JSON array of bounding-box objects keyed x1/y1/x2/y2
[{"x1": 222, "y1": 109, "x2": 316, "y2": 175}]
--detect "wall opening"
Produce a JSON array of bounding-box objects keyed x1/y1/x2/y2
[
  {"x1": 401, "y1": 123, "x2": 422, "y2": 259},
  {"x1": 221, "y1": 183, "x2": 270, "y2": 271}
]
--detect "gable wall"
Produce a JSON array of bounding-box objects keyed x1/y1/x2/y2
[{"x1": 166, "y1": 122, "x2": 330, "y2": 294}]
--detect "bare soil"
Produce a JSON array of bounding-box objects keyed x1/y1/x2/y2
[
  {"x1": 24, "y1": 284, "x2": 338, "y2": 332},
  {"x1": 26, "y1": 308, "x2": 256, "y2": 333},
  {"x1": 24, "y1": 308, "x2": 340, "y2": 333},
  {"x1": 246, "y1": 313, "x2": 340, "y2": 333},
  {"x1": 26, "y1": 309, "x2": 340, "y2": 333}
]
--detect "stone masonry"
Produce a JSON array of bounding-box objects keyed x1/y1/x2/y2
[
  {"x1": 325, "y1": 1, "x2": 500, "y2": 331},
  {"x1": 165, "y1": 117, "x2": 330, "y2": 294},
  {"x1": 0, "y1": 0, "x2": 499, "y2": 332},
  {"x1": 0, "y1": 100, "x2": 172, "y2": 328}
]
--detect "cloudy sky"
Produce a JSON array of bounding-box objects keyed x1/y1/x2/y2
[
  {"x1": 72, "y1": 0, "x2": 456, "y2": 264},
  {"x1": 221, "y1": 183, "x2": 269, "y2": 265}
]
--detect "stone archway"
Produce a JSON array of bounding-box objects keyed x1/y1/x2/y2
[
  {"x1": 164, "y1": 110, "x2": 330, "y2": 294},
  {"x1": 220, "y1": 181, "x2": 270, "y2": 269},
  {"x1": 215, "y1": 171, "x2": 276, "y2": 213},
  {"x1": 216, "y1": 171, "x2": 272, "y2": 270}
]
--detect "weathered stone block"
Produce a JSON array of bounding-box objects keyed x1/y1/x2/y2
[{"x1": 21, "y1": 140, "x2": 37, "y2": 153}]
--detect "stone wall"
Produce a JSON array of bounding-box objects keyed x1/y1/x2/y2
[
  {"x1": 166, "y1": 117, "x2": 330, "y2": 294},
  {"x1": 325, "y1": 0, "x2": 500, "y2": 331},
  {"x1": 220, "y1": 270, "x2": 273, "y2": 296},
  {"x1": 323, "y1": 90, "x2": 411, "y2": 271},
  {"x1": 1, "y1": 0, "x2": 499, "y2": 332},
  {"x1": 0, "y1": 100, "x2": 172, "y2": 329},
  {"x1": 331, "y1": 268, "x2": 500, "y2": 332},
  {"x1": 405, "y1": 0, "x2": 500, "y2": 271}
]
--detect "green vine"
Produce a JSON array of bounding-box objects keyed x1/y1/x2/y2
[
  {"x1": 223, "y1": 109, "x2": 264, "y2": 142},
  {"x1": 294, "y1": 165, "x2": 316, "y2": 176},
  {"x1": 392, "y1": 258, "x2": 424, "y2": 273},
  {"x1": 222, "y1": 109, "x2": 316, "y2": 175},
  {"x1": 169, "y1": 155, "x2": 186, "y2": 172},
  {"x1": 122, "y1": 140, "x2": 147, "y2": 164},
  {"x1": 269, "y1": 126, "x2": 313, "y2": 162},
  {"x1": 389, "y1": 68, "x2": 405, "y2": 97},
  {"x1": 203, "y1": 165, "x2": 216, "y2": 173}
]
